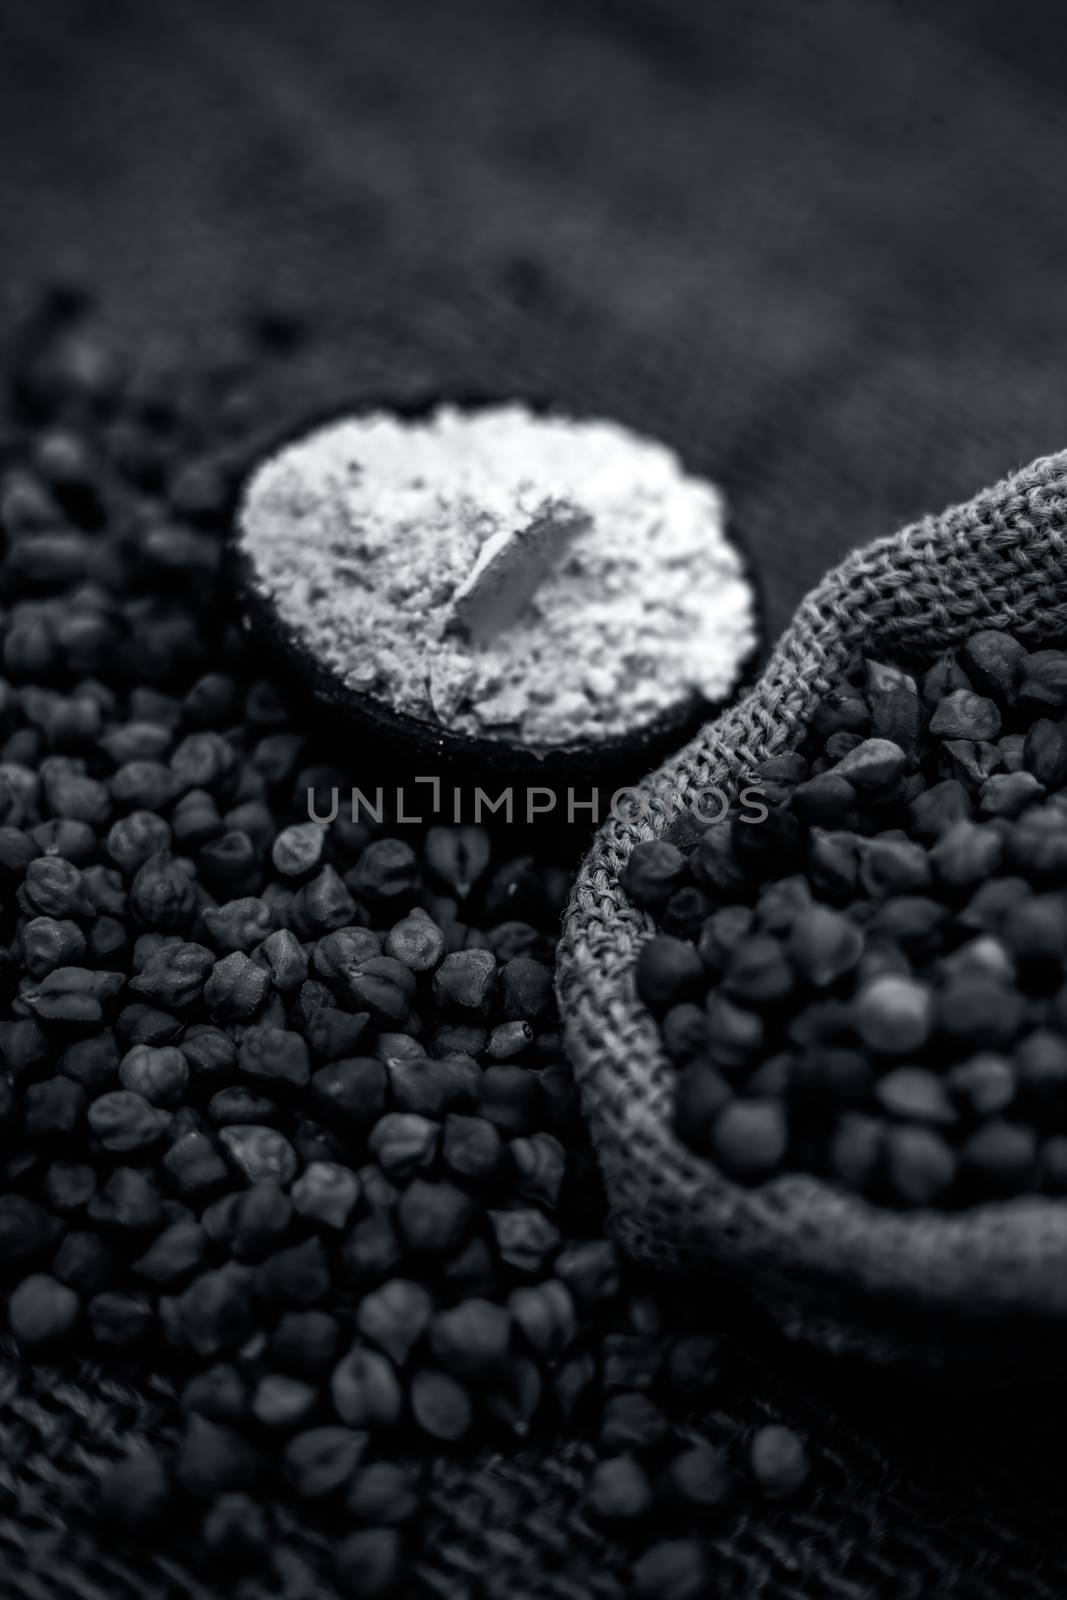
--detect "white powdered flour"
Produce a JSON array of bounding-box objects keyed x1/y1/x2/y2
[{"x1": 238, "y1": 405, "x2": 757, "y2": 747}]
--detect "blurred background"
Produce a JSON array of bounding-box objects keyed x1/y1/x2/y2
[{"x1": 3, "y1": 0, "x2": 1067, "y2": 640}]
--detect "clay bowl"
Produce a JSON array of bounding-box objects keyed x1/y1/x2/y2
[{"x1": 225, "y1": 392, "x2": 766, "y2": 794}]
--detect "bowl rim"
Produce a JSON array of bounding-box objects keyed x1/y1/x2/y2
[{"x1": 224, "y1": 390, "x2": 767, "y2": 780}]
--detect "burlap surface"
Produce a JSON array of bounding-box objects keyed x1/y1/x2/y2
[{"x1": 7, "y1": 1317, "x2": 1067, "y2": 1600}]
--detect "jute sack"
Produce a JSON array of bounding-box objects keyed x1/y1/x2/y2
[{"x1": 557, "y1": 450, "x2": 1067, "y2": 1366}]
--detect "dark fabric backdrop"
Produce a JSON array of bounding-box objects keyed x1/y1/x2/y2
[
  {"x1": 4, "y1": 0, "x2": 1067, "y2": 642},
  {"x1": 2, "y1": 2, "x2": 1067, "y2": 1596}
]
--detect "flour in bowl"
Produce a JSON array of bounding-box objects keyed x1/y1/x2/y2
[{"x1": 237, "y1": 404, "x2": 757, "y2": 747}]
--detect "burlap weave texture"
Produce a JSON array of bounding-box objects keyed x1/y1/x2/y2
[{"x1": 558, "y1": 451, "x2": 1067, "y2": 1361}]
